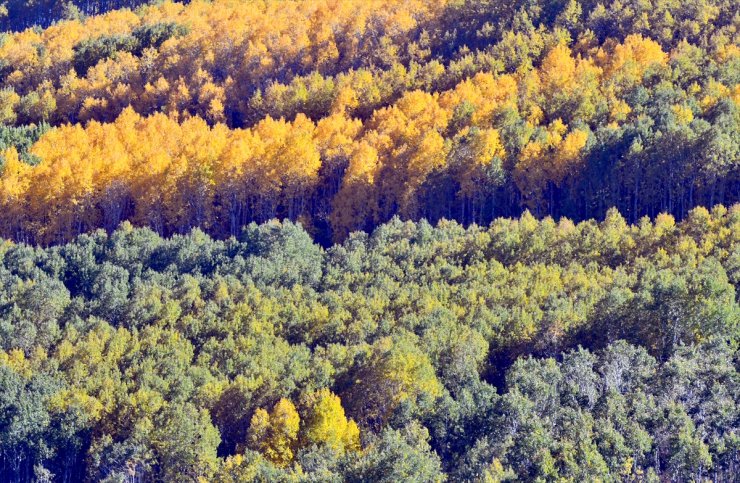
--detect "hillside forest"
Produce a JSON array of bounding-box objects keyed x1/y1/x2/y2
[{"x1": 0, "y1": 0, "x2": 738, "y2": 482}]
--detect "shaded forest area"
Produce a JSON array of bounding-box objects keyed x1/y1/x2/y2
[{"x1": 0, "y1": 1, "x2": 163, "y2": 31}]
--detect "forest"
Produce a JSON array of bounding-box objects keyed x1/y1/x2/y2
[
  {"x1": 0, "y1": 209, "x2": 739, "y2": 481},
  {"x1": 0, "y1": 0, "x2": 738, "y2": 481},
  {"x1": 0, "y1": 0, "x2": 736, "y2": 244}
]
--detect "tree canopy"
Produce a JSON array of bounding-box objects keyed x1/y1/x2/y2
[
  {"x1": 0, "y1": 210, "x2": 737, "y2": 481},
  {"x1": 0, "y1": 0, "x2": 738, "y2": 480},
  {"x1": 0, "y1": 0, "x2": 736, "y2": 243}
]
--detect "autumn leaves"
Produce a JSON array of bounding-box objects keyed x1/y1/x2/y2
[
  {"x1": 245, "y1": 389, "x2": 360, "y2": 467},
  {"x1": 0, "y1": 37, "x2": 653, "y2": 244},
  {"x1": 0, "y1": 11, "x2": 734, "y2": 245}
]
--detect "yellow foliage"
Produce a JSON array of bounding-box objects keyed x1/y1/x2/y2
[
  {"x1": 0, "y1": 24, "x2": 731, "y2": 243},
  {"x1": 609, "y1": 99, "x2": 632, "y2": 122},
  {"x1": 246, "y1": 398, "x2": 300, "y2": 467},
  {"x1": 439, "y1": 72, "x2": 518, "y2": 126},
  {"x1": 302, "y1": 388, "x2": 360, "y2": 453},
  {"x1": 601, "y1": 34, "x2": 667, "y2": 81},
  {"x1": 0, "y1": 148, "x2": 31, "y2": 200},
  {"x1": 540, "y1": 43, "x2": 577, "y2": 94},
  {"x1": 0, "y1": 107, "x2": 332, "y2": 242},
  {"x1": 451, "y1": 127, "x2": 506, "y2": 197},
  {"x1": 47, "y1": 389, "x2": 104, "y2": 421},
  {"x1": 514, "y1": 121, "x2": 589, "y2": 210},
  {"x1": 377, "y1": 336, "x2": 443, "y2": 404},
  {"x1": 672, "y1": 104, "x2": 694, "y2": 124},
  {"x1": 0, "y1": 0, "x2": 448, "y2": 124},
  {"x1": 0, "y1": 348, "x2": 33, "y2": 377},
  {"x1": 0, "y1": 89, "x2": 20, "y2": 124},
  {"x1": 360, "y1": 90, "x2": 450, "y2": 218}
]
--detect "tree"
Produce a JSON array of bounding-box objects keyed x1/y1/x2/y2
[
  {"x1": 301, "y1": 388, "x2": 360, "y2": 453},
  {"x1": 346, "y1": 334, "x2": 443, "y2": 429},
  {"x1": 343, "y1": 422, "x2": 445, "y2": 483},
  {"x1": 0, "y1": 364, "x2": 60, "y2": 482},
  {"x1": 245, "y1": 398, "x2": 300, "y2": 467},
  {"x1": 153, "y1": 403, "x2": 221, "y2": 482}
]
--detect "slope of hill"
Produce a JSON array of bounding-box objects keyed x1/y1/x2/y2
[
  {"x1": 0, "y1": 0, "x2": 163, "y2": 32},
  {"x1": 0, "y1": 0, "x2": 738, "y2": 481},
  {"x1": 0, "y1": 210, "x2": 738, "y2": 481},
  {"x1": 0, "y1": 0, "x2": 737, "y2": 244}
]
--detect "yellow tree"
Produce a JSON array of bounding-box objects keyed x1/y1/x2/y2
[
  {"x1": 0, "y1": 148, "x2": 31, "y2": 236},
  {"x1": 245, "y1": 398, "x2": 300, "y2": 467},
  {"x1": 330, "y1": 140, "x2": 381, "y2": 241},
  {"x1": 539, "y1": 43, "x2": 577, "y2": 99},
  {"x1": 537, "y1": 43, "x2": 602, "y2": 122},
  {"x1": 513, "y1": 120, "x2": 589, "y2": 213},
  {"x1": 357, "y1": 90, "x2": 450, "y2": 221},
  {"x1": 0, "y1": 89, "x2": 20, "y2": 125},
  {"x1": 300, "y1": 388, "x2": 360, "y2": 453},
  {"x1": 599, "y1": 34, "x2": 668, "y2": 91},
  {"x1": 448, "y1": 127, "x2": 506, "y2": 222},
  {"x1": 215, "y1": 128, "x2": 258, "y2": 235},
  {"x1": 439, "y1": 72, "x2": 518, "y2": 129},
  {"x1": 251, "y1": 114, "x2": 322, "y2": 219}
]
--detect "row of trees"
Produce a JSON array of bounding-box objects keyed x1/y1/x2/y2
[
  {"x1": 2, "y1": 33, "x2": 737, "y2": 243},
  {"x1": 0, "y1": 209, "x2": 737, "y2": 481},
  {"x1": 0, "y1": 0, "x2": 449, "y2": 125},
  {"x1": 0, "y1": 0, "x2": 737, "y2": 128},
  {"x1": 0, "y1": 1, "x2": 162, "y2": 31},
  {"x1": 0, "y1": 0, "x2": 736, "y2": 242}
]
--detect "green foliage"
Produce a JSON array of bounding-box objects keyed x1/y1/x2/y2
[
  {"x1": 0, "y1": 209, "x2": 736, "y2": 480},
  {"x1": 0, "y1": 0, "x2": 737, "y2": 479},
  {"x1": 0, "y1": 123, "x2": 49, "y2": 166},
  {"x1": 343, "y1": 422, "x2": 445, "y2": 482},
  {"x1": 72, "y1": 34, "x2": 139, "y2": 76},
  {"x1": 72, "y1": 22, "x2": 189, "y2": 76},
  {"x1": 0, "y1": 0, "x2": 737, "y2": 239},
  {"x1": 154, "y1": 403, "x2": 221, "y2": 481},
  {"x1": 0, "y1": 1, "x2": 160, "y2": 31},
  {"x1": 130, "y1": 21, "x2": 189, "y2": 55}
]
